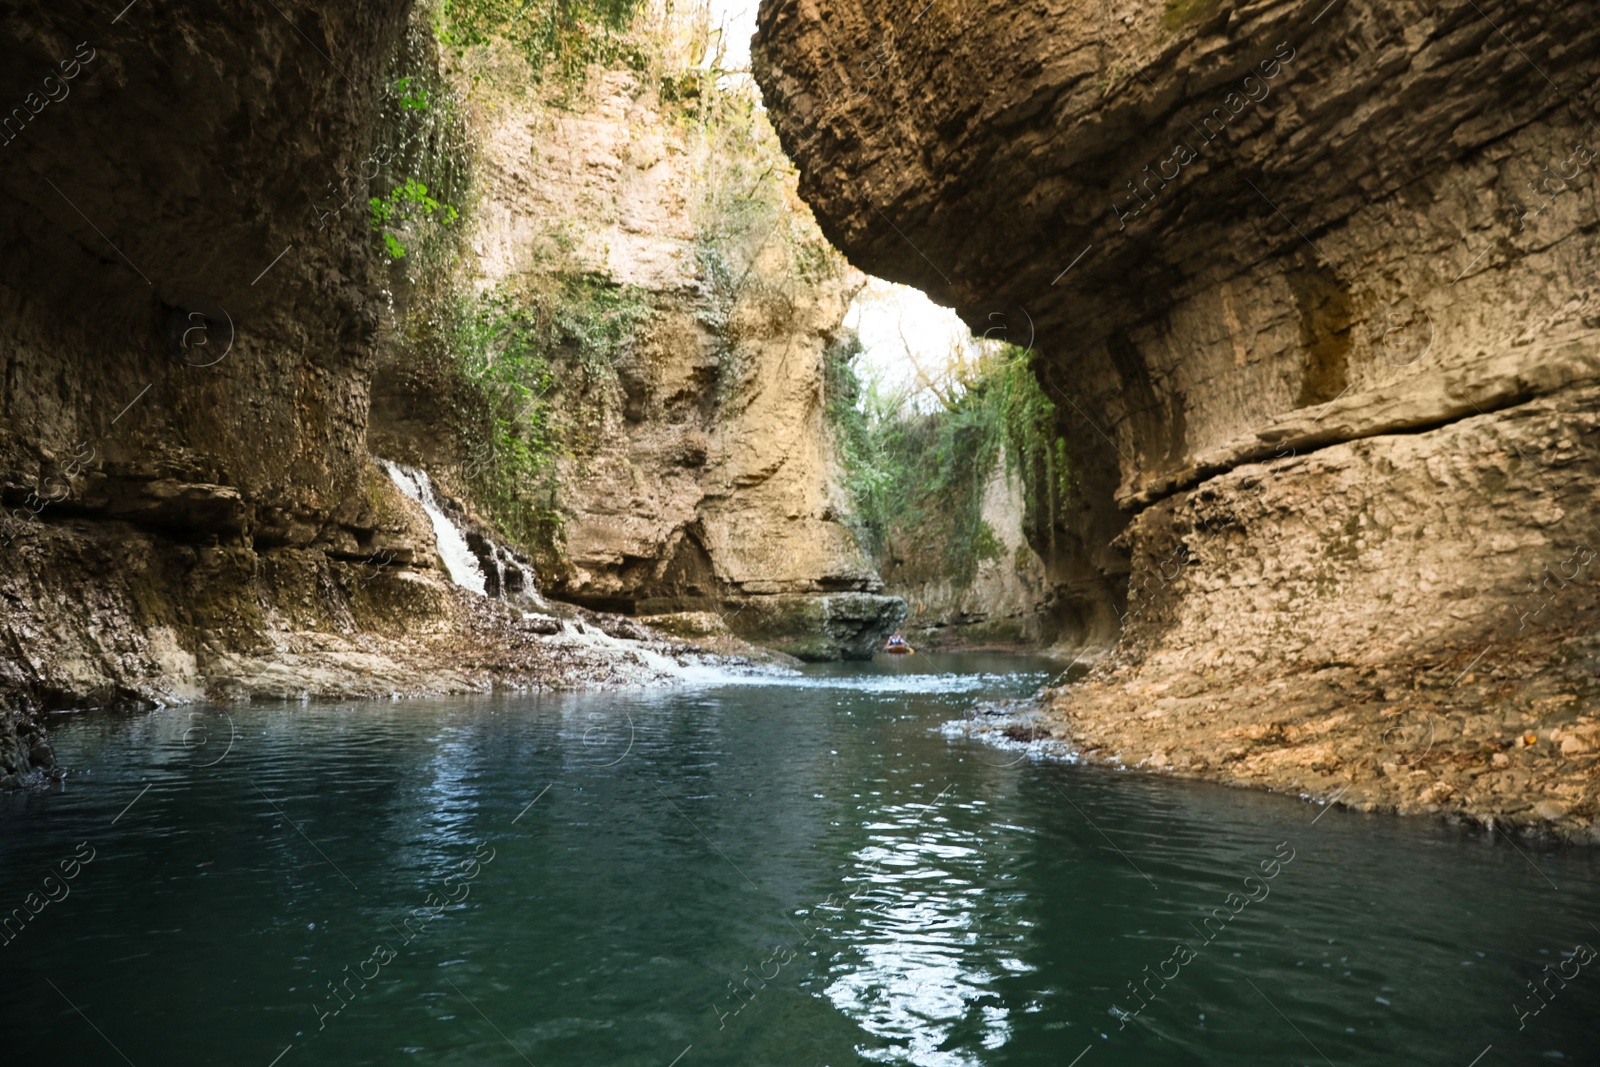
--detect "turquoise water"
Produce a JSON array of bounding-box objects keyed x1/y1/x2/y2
[{"x1": 2, "y1": 653, "x2": 1597, "y2": 1065}]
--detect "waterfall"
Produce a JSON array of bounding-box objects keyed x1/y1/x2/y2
[{"x1": 380, "y1": 460, "x2": 489, "y2": 596}]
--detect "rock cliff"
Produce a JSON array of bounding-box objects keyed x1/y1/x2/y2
[
  {"x1": 0, "y1": 0, "x2": 899, "y2": 716},
  {"x1": 886, "y1": 445, "x2": 1056, "y2": 649},
  {"x1": 754, "y1": 0, "x2": 1600, "y2": 836},
  {"x1": 373, "y1": 32, "x2": 904, "y2": 659},
  {"x1": 0, "y1": 0, "x2": 455, "y2": 708}
]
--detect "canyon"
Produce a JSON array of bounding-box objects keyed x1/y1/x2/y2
[
  {"x1": 7, "y1": 6, "x2": 1600, "y2": 1062},
  {"x1": 1, "y1": 0, "x2": 1595, "y2": 840}
]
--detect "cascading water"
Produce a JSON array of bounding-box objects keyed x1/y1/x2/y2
[
  {"x1": 380, "y1": 459, "x2": 489, "y2": 596},
  {"x1": 379, "y1": 459, "x2": 783, "y2": 688}
]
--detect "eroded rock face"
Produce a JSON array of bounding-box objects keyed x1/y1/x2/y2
[
  {"x1": 888, "y1": 445, "x2": 1057, "y2": 649},
  {"x1": 0, "y1": 4, "x2": 711, "y2": 705},
  {"x1": 0, "y1": 1, "x2": 436, "y2": 706},
  {"x1": 0, "y1": 706, "x2": 54, "y2": 788},
  {"x1": 726, "y1": 591, "x2": 907, "y2": 661},
  {"x1": 755, "y1": 0, "x2": 1600, "y2": 833},
  {"x1": 410, "y1": 62, "x2": 902, "y2": 651},
  {"x1": 0, "y1": 1, "x2": 908, "y2": 710}
]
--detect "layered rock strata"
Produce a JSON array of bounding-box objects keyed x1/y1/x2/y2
[
  {"x1": 754, "y1": 0, "x2": 1600, "y2": 835},
  {"x1": 0, "y1": 0, "x2": 453, "y2": 707},
  {"x1": 0, "y1": 0, "x2": 904, "y2": 717}
]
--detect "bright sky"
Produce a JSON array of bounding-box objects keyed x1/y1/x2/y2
[
  {"x1": 706, "y1": 0, "x2": 759, "y2": 68},
  {"x1": 702, "y1": 1, "x2": 978, "y2": 407},
  {"x1": 843, "y1": 279, "x2": 985, "y2": 407}
]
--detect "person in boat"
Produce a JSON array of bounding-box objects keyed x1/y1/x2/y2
[{"x1": 884, "y1": 632, "x2": 911, "y2": 653}]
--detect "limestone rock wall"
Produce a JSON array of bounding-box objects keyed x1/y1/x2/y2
[
  {"x1": 753, "y1": 0, "x2": 1600, "y2": 661},
  {"x1": 754, "y1": 0, "x2": 1600, "y2": 829},
  {"x1": 887, "y1": 445, "x2": 1056, "y2": 649},
  {"x1": 0, "y1": 2, "x2": 752, "y2": 708},
  {"x1": 425, "y1": 58, "x2": 899, "y2": 647},
  {"x1": 0, "y1": 706, "x2": 54, "y2": 788},
  {"x1": 0, "y1": 0, "x2": 460, "y2": 707}
]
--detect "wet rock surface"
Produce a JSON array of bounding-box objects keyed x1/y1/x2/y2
[
  {"x1": 0, "y1": 0, "x2": 440, "y2": 709},
  {"x1": 1031, "y1": 616, "x2": 1600, "y2": 844},
  {"x1": 0, "y1": 705, "x2": 55, "y2": 789}
]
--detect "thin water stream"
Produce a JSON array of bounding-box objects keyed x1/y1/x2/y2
[{"x1": 1, "y1": 654, "x2": 1596, "y2": 1065}]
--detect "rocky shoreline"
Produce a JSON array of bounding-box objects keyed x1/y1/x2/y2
[
  {"x1": 753, "y1": 0, "x2": 1600, "y2": 845},
  {"x1": 951, "y1": 624, "x2": 1600, "y2": 844},
  {"x1": 0, "y1": 596, "x2": 796, "y2": 791},
  {"x1": 0, "y1": 705, "x2": 56, "y2": 789}
]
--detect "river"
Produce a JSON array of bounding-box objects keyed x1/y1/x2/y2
[{"x1": 2, "y1": 653, "x2": 1597, "y2": 1065}]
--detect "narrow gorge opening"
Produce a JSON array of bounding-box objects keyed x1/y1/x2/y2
[{"x1": 830, "y1": 277, "x2": 1082, "y2": 651}]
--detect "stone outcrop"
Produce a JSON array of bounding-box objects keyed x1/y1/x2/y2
[
  {"x1": 0, "y1": 2, "x2": 657, "y2": 707},
  {"x1": 0, "y1": 706, "x2": 53, "y2": 788},
  {"x1": 0, "y1": 0, "x2": 456, "y2": 707},
  {"x1": 754, "y1": 0, "x2": 1600, "y2": 835},
  {"x1": 722, "y1": 591, "x2": 907, "y2": 660}
]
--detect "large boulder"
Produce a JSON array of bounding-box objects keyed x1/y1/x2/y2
[{"x1": 726, "y1": 593, "x2": 907, "y2": 661}]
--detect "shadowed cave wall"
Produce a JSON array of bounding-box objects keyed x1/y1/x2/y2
[{"x1": 0, "y1": 0, "x2": 429, "y2": 706}]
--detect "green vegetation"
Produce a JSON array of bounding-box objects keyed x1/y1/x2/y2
[
  {"x1": 1161, "y1": 0, "x2": 1223, "y2": 31},
  {"x1": 369, "y1": 178, "x2": 459, "y2": 259},
  {"x1": 369, "y1": 50, "x2": 471, "y2": 270},
  {"x1": 381, "y1": 0, "x2": 840, "y2": 568},
  {"x1": 431, "y1": 0, "x2": 648, "y2": 84},
  {"x1": 681, "y1": 28, "x2": 849, "y2": 373},
  {"x1": 443, "y1": 276, "x2": 652, "y2": 553},
  {"x1": 691, "y1": 92, "x2": 843, "y2": 302},
  {"x1": 825, "y1": 339, "x2": 1074, "y2": 587},
  {"x1": 396, "y1": 76, "x2": 431, "y2": 110}
]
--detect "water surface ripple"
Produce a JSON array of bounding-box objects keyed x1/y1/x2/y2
[{"x1": 1, "y1": 654, "x2": 1597, "y2": 1065}]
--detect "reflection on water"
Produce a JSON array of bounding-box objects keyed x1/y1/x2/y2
[
  {"x1": 826, "y1": 791, "x2": 1033, "y2": 1066},
  {"x1": 1, "y1": 653, "x2": 1598, "y2": 1067}
]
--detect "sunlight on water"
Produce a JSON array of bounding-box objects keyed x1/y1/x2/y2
[
  {"x1": 674, "y1": 665, "x2": 1056, "y2": 694},
  {"x1": 824, "y1": 794, "x2": 1033, "y2": 1066}
]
